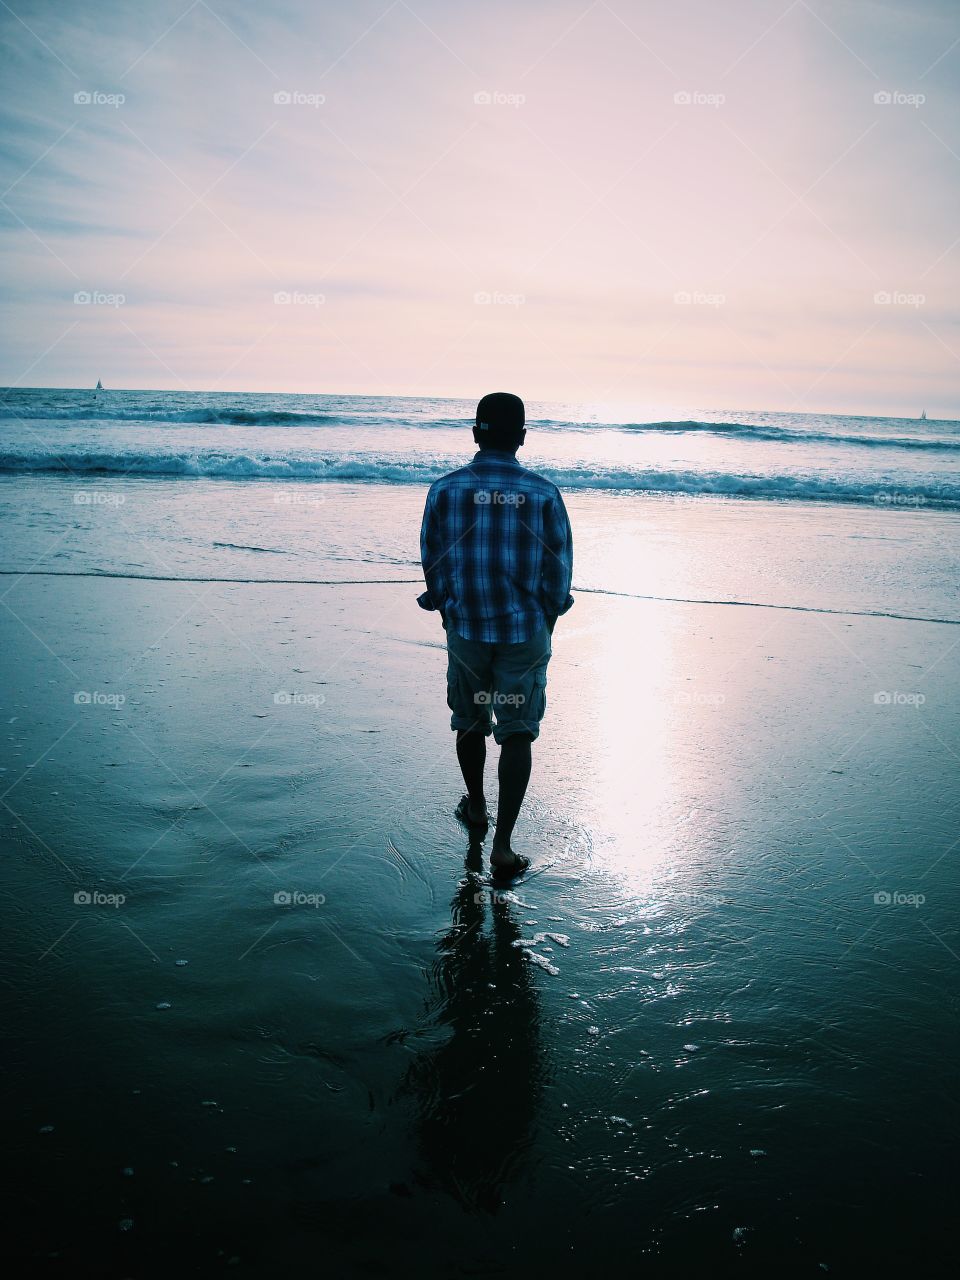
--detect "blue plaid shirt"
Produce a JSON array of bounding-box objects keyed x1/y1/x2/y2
[{"x1": 418, "y1": 449, "x2": 574, "y2": 644}]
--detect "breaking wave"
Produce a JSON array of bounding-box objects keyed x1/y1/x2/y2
[{"x1": 2, "y1": 447, "x2": 956, "y2": 507}]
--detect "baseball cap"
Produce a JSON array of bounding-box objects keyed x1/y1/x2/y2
[{"x1": 475, "y1": 392, "x2": 525, "y2": 435}]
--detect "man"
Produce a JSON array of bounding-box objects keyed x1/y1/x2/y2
[{"x1": 418, "y1": 392, "x2": 574, "y2": 878}]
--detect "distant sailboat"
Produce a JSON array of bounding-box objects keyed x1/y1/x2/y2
[
  {"x1": 920, "y1": 409, "x2": 926, "y2": 420},
  {"x1": 95, "y1": 378, "x2": 103, "y2": 392}
]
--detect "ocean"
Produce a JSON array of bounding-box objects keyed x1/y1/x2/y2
[
  {"x1": 3, "y1": 388, "x2": 960, "y2": 1275},
  {"x1": 2, "y1": 388, "x2": 959, "y2": 622},
  {"x1": 3, "y1": 388, "x2": 960, "y2": 501}
]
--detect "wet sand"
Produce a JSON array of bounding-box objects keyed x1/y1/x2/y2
[{"x1": 3, "y1": 575, "x2": 959, "y2": 1276}]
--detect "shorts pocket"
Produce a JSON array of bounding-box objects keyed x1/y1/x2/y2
[
  {"x1": 446, "y1": 667, "x2": 460, "y2": 713},
  {"x1": 532, "y1": 667, "x2": 548, "y2": 720}
]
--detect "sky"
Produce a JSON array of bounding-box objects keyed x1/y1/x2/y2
[{"x1": 0, "y1": 0, "x2": 958, "y2": 415}]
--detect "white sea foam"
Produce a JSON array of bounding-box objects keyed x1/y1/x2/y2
[
  {"x1": 1, "y1": 447, "x2": 956, "y2": 506},
  {"x1": 520, "y1": 949, "x2": 561, "y2": 976}
]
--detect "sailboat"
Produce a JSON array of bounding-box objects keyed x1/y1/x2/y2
[
  {"x1": 95, "y1": 378, "x2": 103, "y2": 393},
  {"x1": 920, "y1": 409, "x2": 926, "y2": 420}
]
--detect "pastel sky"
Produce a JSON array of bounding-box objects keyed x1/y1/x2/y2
[{"x1": 1, "y1": 0, "x2": 958, "y2": 415}]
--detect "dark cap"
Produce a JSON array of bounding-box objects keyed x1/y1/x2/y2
[{"x1": 475, "y1": 392, "x2": 525, "y2": 435}]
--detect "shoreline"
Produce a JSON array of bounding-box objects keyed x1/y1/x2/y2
[{"x1": 2, "y1": 567, "x2": 959, "y2": 626}]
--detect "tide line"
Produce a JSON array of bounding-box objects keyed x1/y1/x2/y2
[{"x1": 1, "y1": 568, "x2": 958, "y2": 626}]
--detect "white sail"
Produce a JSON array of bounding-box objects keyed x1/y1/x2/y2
[{"x1": 95, "y1": 379, "x2": 103, "y2": 392}]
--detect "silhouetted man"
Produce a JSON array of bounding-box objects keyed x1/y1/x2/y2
[{"x1": 418, "y1": 392, "x2": 574, "y2": 877}]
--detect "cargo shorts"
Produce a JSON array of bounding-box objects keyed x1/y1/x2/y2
[{"x1": 445, "y1": 625, "x2": 552, "y2": 743}]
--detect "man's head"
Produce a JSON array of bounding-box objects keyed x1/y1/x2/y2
[{"x1": 473, "y1": 391, "x2": 526, "y2": 453}]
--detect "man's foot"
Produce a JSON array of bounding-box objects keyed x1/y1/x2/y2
[
  {"x1": 455, "y1": 794, "x2": 490, "y2": 831},
  {"x1": 490, "y1": 838, "x2": 529, "y2": 878}
]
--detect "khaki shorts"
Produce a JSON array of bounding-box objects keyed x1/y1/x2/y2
[{"x1": 446, "y1": 625, "x2": 552, "y2": 743}]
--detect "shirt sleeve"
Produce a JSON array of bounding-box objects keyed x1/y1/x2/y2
[
  {"x1": 417, "y1": 487, "x2": 446, "y2": 614},
  {"x1": 540, "y1": 489, "x2": 574, "y2": 619}
]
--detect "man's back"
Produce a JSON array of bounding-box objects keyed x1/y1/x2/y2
[{"x1": 419, "y1": 447, "x2": 574, "y2": 645}]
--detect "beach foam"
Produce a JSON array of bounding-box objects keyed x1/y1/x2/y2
[{"x1": 0, "y1": 447, "x2": 956, "y2": 506}]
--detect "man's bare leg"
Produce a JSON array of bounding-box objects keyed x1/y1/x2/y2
[
  {"x1": 455, "y1": 728, "x2": 489, "y2": 823},
  {"x1": 491, "y1": 733, "x2": 533, "y2": 867}
]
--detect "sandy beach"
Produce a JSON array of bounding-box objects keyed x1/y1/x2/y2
[
  {"x1": 5, "y1": 0, "x2": 960, "y2": 1267},
  {"x1": 4, "y1": 566, "x2": 958, "y2": 1275}
]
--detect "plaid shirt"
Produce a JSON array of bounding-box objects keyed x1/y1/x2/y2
[{"x1": 418, "y1": 449, "x2": 574, "y2": 644}]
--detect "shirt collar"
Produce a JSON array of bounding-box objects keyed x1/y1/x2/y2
[{"x1": 472, "y1": 449, "x2": 520, "y2": 465}]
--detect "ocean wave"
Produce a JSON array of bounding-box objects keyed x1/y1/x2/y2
[
  {"x1": 0, "y1": 404, "x2": 957, "y2": 449},
  {"x1": 0, "y1": 406, "x2": 351, "y2": 426},
  {"x1": 2, "y1": 448, "x2": 957, "y2": 507},
  {"x1": 602, "y1": 419, "x2": 960, "y2": 450}
]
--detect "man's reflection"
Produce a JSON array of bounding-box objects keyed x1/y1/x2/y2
[{"x1": 400, "y1": 839, "x2": 547, "y2": 1213}]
